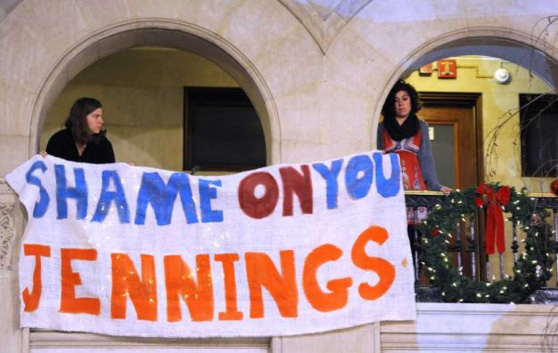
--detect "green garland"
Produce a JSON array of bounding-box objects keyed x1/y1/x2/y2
[{"x1": 419, "y1": 183, "x2": 555, "y2": 303}]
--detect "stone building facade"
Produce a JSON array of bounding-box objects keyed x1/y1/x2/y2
[{"x1": 2, "y1": 1, "x2": 558, "y2": 352}]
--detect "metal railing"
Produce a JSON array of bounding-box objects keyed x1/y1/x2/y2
[{"x1": 405, "y1": 191, "x2": 558, "y2": 288}]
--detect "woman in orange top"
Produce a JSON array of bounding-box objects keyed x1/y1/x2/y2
[
  {"x1": 377, "y1": 80, "x2": 451, "y2": 198},
  {"x1": 377, "y1": 80, "x2": 451, "y2": 273}
]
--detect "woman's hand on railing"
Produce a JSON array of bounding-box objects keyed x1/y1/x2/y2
[{"x1": 440, "y1": 186, "x2": 452, "y2": 195}]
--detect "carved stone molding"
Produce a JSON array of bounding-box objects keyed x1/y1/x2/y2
[
  {"x1": 0, "y1": 179, "x2": 18, "y2": 271},
  {"x1": 30, "y1": 333, "x2": 270, "y2": 350},
  {"x1": 0, "y1": 201, "x2": 16, "y2": 271},
  {"x1": 0, "y1": 178, "x2": 15, "y2": 195},
  {"x1": 278, "y1": 0, "x2": 373, "y2": 54},
  {"x1": 383, "y1": 303, "x2": 558, "y2": 352}
]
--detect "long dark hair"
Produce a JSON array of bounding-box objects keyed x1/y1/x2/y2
[
  {"x1": 381, "y1": 80, "x2": 422, "y2": 119},
  {"x1": 380, "y1": 80, "x2": 422, "y2": 141},
  {"x1": 64, "y1": 97, "x2": 104, "y2": 145}
]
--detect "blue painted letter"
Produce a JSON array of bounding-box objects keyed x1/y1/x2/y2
[
  {"x1": 345, "y1": 155, "x2": 373, "y2": 200},
  {"x1": 373, "y1": 153, "x2": 400, "y2": 198},
  {"x1": 25, "y1": 160, "x2": 50, "y2": 218},
  {"x1": 135, "y1": 172, "x2": 198, "y2": 225},
  {"x1": 55, "y1": 164, "x2": 88, "y2": 220},
  {"x1": 312, "y1": 159, "x2": 343, "y2": 209},
  {"x1": 92, "y1": 170, "x2": 130, "y2": 223},
  {"x1": 199, "y1": 179, "x2": 223, "y2": 223}
]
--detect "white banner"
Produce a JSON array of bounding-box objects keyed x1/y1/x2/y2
[{"x1": 6, "y1": 152, "x2": 415, "y2": 338}]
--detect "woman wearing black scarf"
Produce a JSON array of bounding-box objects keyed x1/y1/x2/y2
[
  {"x1": 377, "y1": 80, "x2": 451, "y2": 277},
  {"x1": 377, "y1": 80, "x2": 451, "y2": 196}
]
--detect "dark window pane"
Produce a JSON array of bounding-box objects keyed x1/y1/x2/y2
[
  {"x1": 520, "y1": 94, "x2": 558, "y2": 177},
  {"x1": 184, "y1": 88, "x2": 266, "y2": 171}
]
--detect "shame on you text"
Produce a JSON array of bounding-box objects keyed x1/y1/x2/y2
[{"x1": 24, "y1": 152, "x2": 400, "y2": 224}]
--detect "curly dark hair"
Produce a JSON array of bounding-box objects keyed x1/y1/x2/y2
[
  {"x1": 64, "y1": 97, "x2": 104, "y2": 145},
  {"x1": 381, "y1": 80, "x2": 422, "y2": 118}
]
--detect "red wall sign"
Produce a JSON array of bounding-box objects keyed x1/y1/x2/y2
[{"x1": 437, "y1": 59, "x2": 457, "y2": 79}]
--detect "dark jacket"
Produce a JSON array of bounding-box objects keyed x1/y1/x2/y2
[{"x1": 46, "y1": 128, "x2": 115, "y2": 164}]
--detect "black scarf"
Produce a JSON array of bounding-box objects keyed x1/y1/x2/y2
[{"x1": 383, "y1": 113, "x2": 420, "y2": 141}]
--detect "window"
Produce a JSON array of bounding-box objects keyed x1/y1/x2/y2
[
  {"x1": 183, "y1": 87, "x2": 266, "y2": 172},
  {"x1": 520, "y1": 93, "x2": 558, "y2": 177}
]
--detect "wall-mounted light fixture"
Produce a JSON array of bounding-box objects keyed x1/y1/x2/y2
[{"x1": 493, "y1": 68, "x2": 511, "y2": 84}]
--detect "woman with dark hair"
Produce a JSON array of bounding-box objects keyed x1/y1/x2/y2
[
  {"x1": 377, "y1": 80, "x2": 451, "y2": 196},
  {"x1": 377, "y1": 80, "x2": 450, "y2": 276},
  {"x1": 45, "y1": 97, "x2": 115, "y2": 164}
]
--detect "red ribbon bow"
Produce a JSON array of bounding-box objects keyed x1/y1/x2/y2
[{"x1": 475, "y1": 183, "x2": 511, "y2": 255}]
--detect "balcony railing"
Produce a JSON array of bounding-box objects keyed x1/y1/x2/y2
[{"x1": 405, "y1": 190, "x2": 558, "y2": 303}]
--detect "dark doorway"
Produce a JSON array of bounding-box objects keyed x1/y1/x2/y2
[
  {"x1": 419, "y1": 92, "x2": 484, "y2": 280},
  {"x1": 183, "y1": 87, "x2": 266, "y2": 172}
]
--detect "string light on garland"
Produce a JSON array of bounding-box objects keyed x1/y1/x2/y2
[{"x1": 420, "y1": 183, "x2": 555, "y2": 304}]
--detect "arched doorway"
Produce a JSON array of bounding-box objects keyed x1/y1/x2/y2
[
  {"x1": 29, "y1": 21, "x2": 281, "y2": 167},
  {"x1": 377, "y1": 32, "x2": 558, "y2": 284},
  {"x1": 21, "y1": 21, "x2": 281, "y2": 352},
  {"x1": 376, "y1": 32, "x2": 558, "y2": 192},
  {"x1": 41, "y1": 47, "x2": 268, "y2": 172}
]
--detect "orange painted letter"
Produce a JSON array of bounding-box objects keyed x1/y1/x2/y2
[
  {"x1": 351, "y1": 226, "x2": 395, "y2": 300},
  {"x1": 245, "y1": 250, "x2": 297, "y2": 318},
  {"x1": 164, "y1": 254, "x2": 213, "y2": 322},
  {"x1": 60, "y1": 248, "x2": 100, "y2": 315},
  {"x1": 22, "y1": 244, "x2": 51, "y2": 312},
  {"x1": 214, "y1": 253, "x2": 243, "y2": 321},
  {"x1": 303, "y1": 244, "x2": 352, "y2": 312},
  {"x1": 111, "y1": 253, "x2": 158, "y2": 321}
]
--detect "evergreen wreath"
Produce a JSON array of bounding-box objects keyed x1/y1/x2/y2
[{"x1": 419, "y1": 183, "x2": 555, "y2": 303}]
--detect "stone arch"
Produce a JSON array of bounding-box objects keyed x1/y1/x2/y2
[
  {"x1": 29, "y1": 19, "x2": 281, "y2": 165},
  {"x1": 371, "y1": 27, "x2": 558, "y2": 145}
]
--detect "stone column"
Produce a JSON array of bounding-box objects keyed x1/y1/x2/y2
[{"x1": 0, "y1": 180, "x2": 24, "y2": 353}]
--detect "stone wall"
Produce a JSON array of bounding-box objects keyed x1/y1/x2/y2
[{"x1": 2, "y1": 1, "x2": 558, "y2": 352}]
